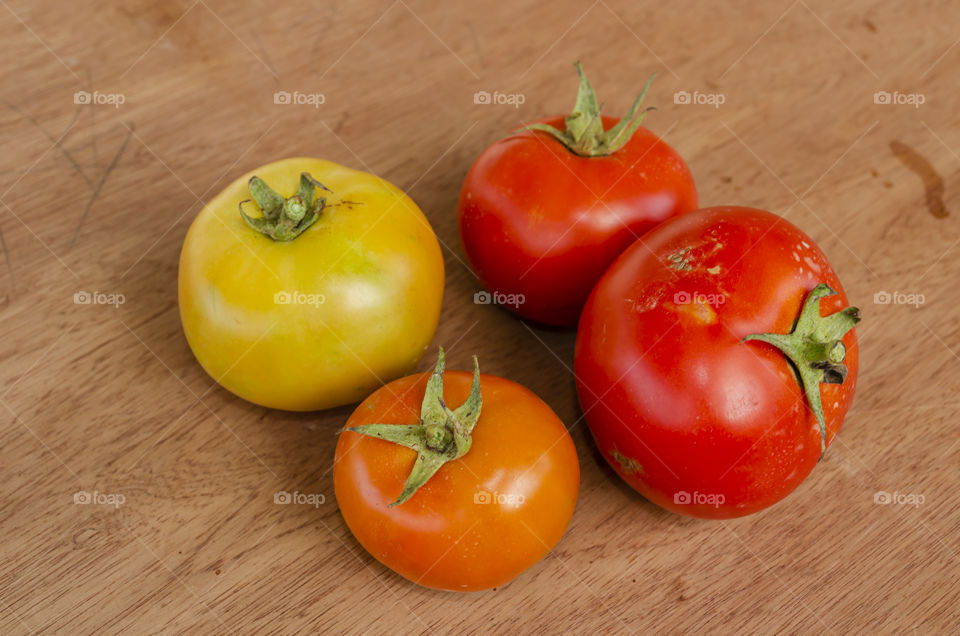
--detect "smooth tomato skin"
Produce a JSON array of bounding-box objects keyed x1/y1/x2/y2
[
  {"x1": 179, "y1": 158, "x2": 444, "y2": 411},
  {"x1": 458, "y1": 115, "x2": 697, "y2": 326},
  {"x1": 575, "y1": 207, "x2": 858, "y2": 519},
  {"x1": 334, "y1": 370, "x2": 579, "y2": 591}
]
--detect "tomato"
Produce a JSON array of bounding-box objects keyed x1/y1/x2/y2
[
  {"x1": 334, "y1": 350, "x2": 579, "y2": 591},
  {"x1": 575, "y1": 207, "x2": 860, "y2": 519},
  {"x1": 458, "y1": 63, "x2": 697, "y2": 326},
  {"x1": 178, "y1": 158, "x2": 444, "y2": 411}
]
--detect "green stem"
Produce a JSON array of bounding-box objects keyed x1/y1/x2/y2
[
  {"x1": 523, "y1": 61, "x2": 656, "y2": 157},
  {"x1": 742, "y1": 283, "x2": 861, "y2": 457},
  {"x1": 239, "y1": 172, "x2": 330, "y2": 241},
  {"x1": 344, "y1": 348, "x2": 483, "y2": 506}
]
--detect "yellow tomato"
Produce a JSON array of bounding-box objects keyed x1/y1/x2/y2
[{"x1": 178, "y1": 158, "x2": 444, "y2": 411}]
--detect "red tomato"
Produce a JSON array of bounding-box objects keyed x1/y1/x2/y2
[
  {"x1": 575, "y1": 207, "x2": 860, "y2": 519},
  {"x1": 458, "y1": 63, "x2": 697, "y2": 326},
  {"x1": 334, "y1": 351, "x2": 579, "y2": 591}
]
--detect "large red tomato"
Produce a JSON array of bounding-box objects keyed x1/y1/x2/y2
[
  {"x1": 458, "y1": 63, "x2": 697, "y2": 326},
  {"x1": 575, "y1": 207, "x2": 860, "y2": 519}
]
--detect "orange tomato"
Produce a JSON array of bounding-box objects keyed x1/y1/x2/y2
[{"x1": 333, "y1": 352, "x2": 579, "y2": 591}]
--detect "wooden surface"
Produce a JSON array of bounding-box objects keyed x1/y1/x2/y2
[{"x1": 1, "y1": 0, "x2": 958, "y2": 633}]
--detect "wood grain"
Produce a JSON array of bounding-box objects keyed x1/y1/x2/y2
[{"x1": 1, "y1": 0, "x2": 958, "y2": 633}]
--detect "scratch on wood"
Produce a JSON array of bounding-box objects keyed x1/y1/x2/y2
[
  {"x1": 84, "y1": 65, "x2": 100, "y2": 169},
  {"x1": 334, "y1": 111, "x2": 350, "y2": 135},
  {"x1": 6, "y1": 102, "x2": 92, "y2": 188},
  {"x1": 890, "y1": 140, "x2": 948, "y2": 219},
  {"x1": 467, "y1": 21, "x2": 484, "y2": 67},
  {"x1": 0, "y1": 220, "x2": 12, "y2": 275},
  {"x1": 70, "y1": 123, "x2": 136, "y2": 247},
  {"x1": 254, "y1": 33, "x2": 279, "y2": 80}
]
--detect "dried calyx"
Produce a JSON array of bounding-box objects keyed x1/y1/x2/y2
[
  {"x1": 344, "y1": 348, "x2": 483, "y2": 506},
  {"x1": 523, "y1": 61, "x2": 656, "y2": 157},
  {"x1": 239, "y1": 172, "x2": 330, "y2": 241}
]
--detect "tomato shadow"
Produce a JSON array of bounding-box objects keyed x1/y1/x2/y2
[
  {"x1": 248, "y1": 397, "x2": 354, "y2": 485},
  {"x1": 574, "y1": 406, "x2": 677, "y2": 523}
]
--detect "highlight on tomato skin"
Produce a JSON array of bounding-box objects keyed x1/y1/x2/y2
[
  {"x1": 333, "y1": 350, "x2": 580, "y2": 591},
  {"x1": 458, "y1": 62, "x2": 698, "y2": 328},
  {"x1": 574, "y1": 206, "x2": 860, "y2": 519}
]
